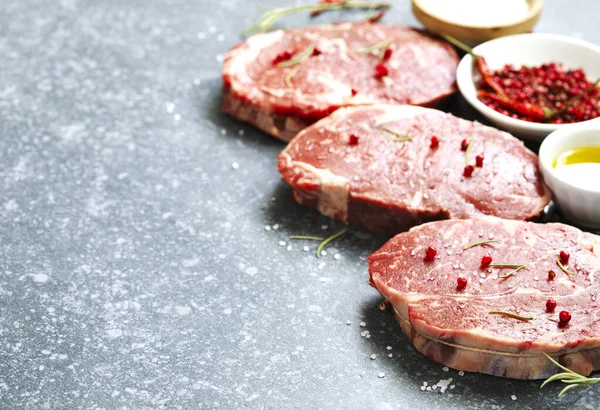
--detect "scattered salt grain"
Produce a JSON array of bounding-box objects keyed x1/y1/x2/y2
[
  {"x1": 193, "y1": 78, "x2": 201, "y2": 86},
  {"x1": 370, "y1": 354, "x2": 376, "y2": 360},
  {"x1": 410, "y1": 250, "x2": 416, "y2": 256},
  {"x1": 165, "y1": 102, "x2": 175, "y2": 113},
  {"x1": 458, "y1": 371, "x2": 464, "y2": 376},
  {"x1": 346, "y1": 320, "x2": 351, "y2": 325},
  {"x1": 238, "y1": 129, "x2": 245, "y2": 136},
  {"x1": 333, "y1": 254, "x2": 341, "y2": 260},
  {"x1": 321, "y1": 224, "x2": 328, "y2": 230},
  {"x1": 220, "y1": 128, "x2": 226, "y2": 136},
  {"x1": 264, "y1": 225, "x2": 272, "y2": 231},
  {"x1": 271, "y1": 197, "x2": 276, "y2": 202},
  {"x1": 426, "y1": 386, "x2": 432, "y2": 391},
  {"x1": 217, "y1": 34, "x2": 225, "y2": 42},
  {"x1": 231, "y1": 162, "x2": 239, "y2": 170},
  {"x1": 303, "y1": 246, "x2": 309, "y2": 252},
  {"x1": 360, "y1": 330, "x2": 369, "y2": 337},
  {"x1": 378, "y1": 372, "x2": 385, "y2": 378},
  {"x1": 366, "y1": 334, "x2": 371, "y2": 339},
  {"x1": 279, "y1": 241, "x2": 286, "y2": 246},
  {"x1": 421, "y1": 386, "x2": 426, "y2": 391},
  {"x1": 173, "y1": 114, "x2": 181, "y2": 122},
  {"x1": 359, "y1": 321, "x2": 366, "y2": 327},
  {"x1": 216, "y1": 54, "x2": 224, "y2": 62},
  {"x1": 208, "y1": 25, "x2": 217, "y2": 33},
  {"x1": 450, "y1": 385, "x2": 455, "y2": 389},
  {"x1": 442, "y1": 367, "x2": 449, "y2": 372},
  {"x1": 488, "y1": 233, "x2": 495, "y2": 239},
  {"x1": 388, "y1": 353, "x2": 393, "y2": 358},
  {"x1": 272, "y1": 224, "x2": 279, "y2": 230},
  {"x1": 197, "y1": 32, "x2": 206, "y2": 40},
  {"x1": 321, "y1": 251, "x2": 327, "y2": 256},
  {"x1": 318, "y1": 262, "x2": 326, "y2": 270},
  {"x1": 286, "y1": 245, "x2": 292, "y2": 251},
  {"x1": 511, "y1": 395, "x2": 517, "y2": 401},
  {"x1": 386, "y1": 346, "x2": 392, "y2": 350}
]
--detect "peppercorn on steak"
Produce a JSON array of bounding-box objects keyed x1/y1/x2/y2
[
  {"x1": 368, "y1": 217, "x2": 600, "y2": 379},
  {"x1": 278, "y1": 105, "x2": 551, "y2": 234},
  {"x1": 222, "y1": 22, "x2": 459, "y2": 141}
]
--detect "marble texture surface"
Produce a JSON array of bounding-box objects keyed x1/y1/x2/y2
[{"x1": 0, "y1": 0, "x2": 598, "y2": 408}]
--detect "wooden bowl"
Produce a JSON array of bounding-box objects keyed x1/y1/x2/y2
[{"x1": 412, "y1": 0, "x2": 544, "y2": 44}]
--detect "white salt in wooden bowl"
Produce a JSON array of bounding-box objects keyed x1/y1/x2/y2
[{"x1": 412, "y1": 0, "x2": 543, "y2": 44}]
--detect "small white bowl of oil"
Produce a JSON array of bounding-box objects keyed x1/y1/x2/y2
[{"x1": 539, "y1": 127, "x2": 600, "y2": 229}]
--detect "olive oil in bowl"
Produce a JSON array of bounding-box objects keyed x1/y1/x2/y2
[{"x1": 553, "y1": 146, "x2": 600, "y2": 191}]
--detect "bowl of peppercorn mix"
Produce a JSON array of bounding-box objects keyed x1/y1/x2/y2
[{"x1": 456, "y1": 33, "x2": 600, "y2": 141}]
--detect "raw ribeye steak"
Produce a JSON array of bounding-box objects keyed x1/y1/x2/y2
[
  {"x1": 222, "y1": 22, "x2": 458, "y2": 141},
  {"x1": 368, "y1": 217, "x2": 600, "y2": 379},
  {"x1": 278, "y1": 105, "x2": 550, "y2": 233}
]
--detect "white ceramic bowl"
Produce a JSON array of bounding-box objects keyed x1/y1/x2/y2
[
  {"x1": 456, "y1": 33, "x2": 600, "y2": 142},
  {"x1": 539, "y1": 127, "x2": 600, "y2": 228}
]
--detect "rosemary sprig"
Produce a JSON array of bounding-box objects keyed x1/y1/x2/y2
[
  {"x1": 557, "y1": 259, "x2": 577, "y2": 276},
  {"x1": 285, "y1": 66, "x2": 301, "y2": 87},
  {"x1": 382, "y1": 126, "x2": 412, "y2": 142},
  {"x1": 541, "y1": 353, "x2": 600, "y2": 397},
  {"x1": 464, "y1": 137, "x2": 475, "y2": 164},
  {"x1": 489, "y1": 263, "x2": 527, "y2": 279},
  {"x1": 317, "y1": 227, "x2": 349, "y2": 258},
  {"x1": 243, "y1": 1, "x2": 392, "y2": 35},
  {"x1": 488, "y1": 310, "x2": 533, "y2": 321},
  {"x1": 463, "y1": 239, "x2": 500, "y2": 250},
  {"x1": 278, "y1": 44, "x2": 315, "y2": 68},
  {"x1": 354, "y1": 39, "x2": 392, "y2": 59},
  {"x1": 290, "y1": 227, "x2": 349, "y2": 258}
]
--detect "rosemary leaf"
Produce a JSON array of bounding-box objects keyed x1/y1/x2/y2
[
  {"x1": 557, "y1": 259, "x2": 576, "y2": 276},
  {"x1": 278, "y1": 44, "x2": 315, "y2": 68},
  {"x1": 488, "y1": 310, "x2": 533, "y2": 321},
  {"x1": 464, "y1": 137, "x2": 475, "y2": 164},
  {"x1": 285, "y1": 65, "x2": 301, "y2": 87},
  {"x1": 317, "y1": 227, "x2": 349, "y2": 258},
  {"x1": 382, "y1": 126, "x2": 412, "y2": 141},
  {"x1": 462, "y1": 239, "x2": 500, "y2": 250},
  {"x1": 354, "y1": 39, "x2": 392, "y2": 55},
  {"x1": 289, "y1": 235, "x2": 325, "y2": 241}
]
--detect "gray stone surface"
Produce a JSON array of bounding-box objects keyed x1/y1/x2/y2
[{"x1": 0, "y1": 0, "x2": 598, "y2": 408}]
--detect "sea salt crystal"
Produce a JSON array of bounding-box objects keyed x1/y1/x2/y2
[
  {"x1": 321, "y1": 251, "x2": 327, "y2": 256},
  {"x1": 303, "y1": 246, "x2": 309, "y2": 252},
  {"x1": 216, "y1": 54, "x2": 224, "y2": 62},
  {"x1": 321, "y1": 224, "x2": 328, "y2": 230},
  {"x1": 173, "y1": 114, "x2": 181, "y2": 122},
  {"x1": 197, "y1": 32, "x2": 206, "y2": 39},
  {"x1": 238, "y1": 129, "x2": 244, "y2": 136},
  {"x1": 388, "y1": 353, "x2": 393, "y2": 358},
  {"x1": 220, "y1": 128, "x2": 226, "y2": 135},
  {"x1": 279, "y1": 241, "x2": 286, "y2": 246},
  {"x1": 264, "y1": 225, "x2": 271, "y2": 231},
  {"x1": 511, "y1": 395, "x2": 517, "y2": 401},
  {"x1": 370, "y1": 354, "x2": 376, "y2": 360},
  {"x1": 318, "y1": 262, "x2": 325, "y2": 270},
  {"x1": 366, "y1": 334, "x2": 371, "y2": 338},
  {"x1": 488, "y1": 233, "x2": 495, "y2": 239},
  {"x1": 421, "y1": 386, "x2": 426, "y2": 391},
  {"x1": 458, "y1": 371, "x2": 464, "y2": 376},
  {"x1": 450, "y1": 384, "x2": 455, "y2": 389},
  {"x1": 272, "y1": 224, "x2": 280, "y2": 230},
  {"x1": 410, "y1": 250, "x2": 416, "y2": 256},
  {"x1": 165, "y1": 102, "x2": 175, "y2": 113},
  {"x1": 442, "y1": 367, "x2": 449, "y2": 372},
  {"x1": 286, "y1": 245, "x2": 292, "y2": 251},
  {"x1": 378, "y1": 372, "x2": 385, "y2": 378},
  {"x1": 426, "y1": 386, "x2": 432, "y2": 391},
  {"x1": 346, "y1": 320, "x2": 351, "y2": 325},
  {"x1": 217, "y1": 34, "x2": 225, "y2": 42},
  {"x1": 231, "y1": 162, "x2": 239, "y2": 170},
  {"x1": 386, "y1": 346, "x2": 392, "y2": 350},
  {"x1": 333, "y1": 254, "x2": 341, "y2": 260},
  {"x1": 208, "y1": 25, "x2": 217, "y2": 33},
  {"x1": 359, "y1": 321, "x2": 366, "y2": 327}
]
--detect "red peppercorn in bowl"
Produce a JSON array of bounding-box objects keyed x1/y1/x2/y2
[{"x1": 456, "y1": 33, "x2": 600, "y2": 141}]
